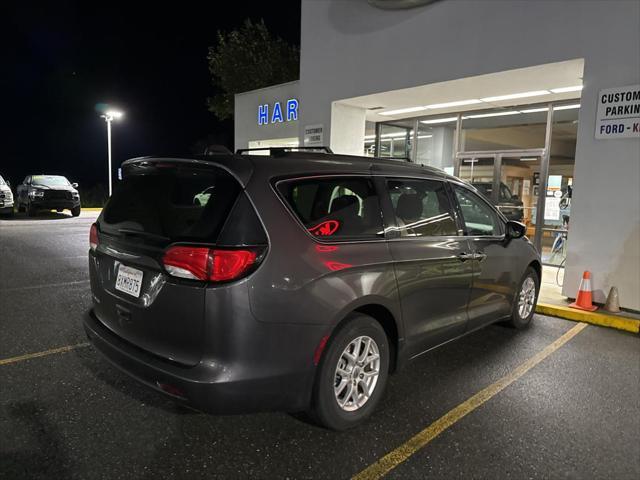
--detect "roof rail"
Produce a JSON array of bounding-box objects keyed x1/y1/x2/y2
[{"x1": 235, "y1": 146, "x2": 334, "y2": 156}]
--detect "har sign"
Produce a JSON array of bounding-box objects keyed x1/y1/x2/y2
[
  {"x1": 258, "y1": 99, "x2": 299, "y2": 125},
  {"x1": 595, "y1": 85, "x2": 640, "y2": 139}
]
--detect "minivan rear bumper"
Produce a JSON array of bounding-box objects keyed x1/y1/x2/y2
[{"x1": 83, "y1": 309, "x2": 314, "y2": 414}]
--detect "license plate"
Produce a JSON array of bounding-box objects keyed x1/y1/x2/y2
[{"x1": 115, "y1": 265, "x2": 144, "y2": 298}]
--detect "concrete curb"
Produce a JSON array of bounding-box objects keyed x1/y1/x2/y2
[{"x1": 536, "y1": 303, "x2": 640, "y2": 334}]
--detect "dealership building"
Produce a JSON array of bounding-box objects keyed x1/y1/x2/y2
[{"x1": 235, "y1": 0, "x2": 640, "y2": 310}]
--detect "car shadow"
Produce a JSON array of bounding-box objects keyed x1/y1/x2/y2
[{"x1": 4, "y1": 211, "x2": 74, "y2": 221}]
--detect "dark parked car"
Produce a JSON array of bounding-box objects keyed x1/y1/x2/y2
[
  {"x1": 84, "y1": 149, "x2": 540, "y2": 430},
  {"x1": 16, "y1": 175, "x2": 81, "y2": 217},
  {"x1": 472, "y1": 181, "x2": 524, "y2": 221},
  {"x1": 0, "y1": 175, "x2": 14, "y2": 216}
]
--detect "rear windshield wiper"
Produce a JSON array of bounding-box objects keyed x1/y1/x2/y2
[{"x1": 117, "y1": 228, "x2": 171, "y2": 242}]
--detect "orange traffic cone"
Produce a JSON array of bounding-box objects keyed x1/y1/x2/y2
[{"x1": 569, "y1": 271, "x2": 598, "y2": 311}]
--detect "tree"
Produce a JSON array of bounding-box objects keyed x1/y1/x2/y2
[{"x1": 206, "y1": 19, "x2": 299, "y2": 121}]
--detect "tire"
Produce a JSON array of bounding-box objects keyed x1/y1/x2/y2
[
  {"x1": 71, "y1": 206, "x2": 81, "y2": 217},
  {"x1": 506, "y1": 267, "x2": 540, "y2": 329},
  {"x1": 27, "y1": 204, "x2": 37, "y2": 217},
  {"x1": 308, "y1": 314, "x2": 390, "y2": 430}
]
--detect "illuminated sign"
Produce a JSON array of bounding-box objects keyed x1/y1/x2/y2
[
  {"x1": 308, "y1": 220, "x2": 340, "y2": 236},
  {"x1": 258, "y1": 99, "x2": 298, "y2": 125}
]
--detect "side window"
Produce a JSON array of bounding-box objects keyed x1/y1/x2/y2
[
  {"x1": 386, "y1": 178, "x2": 458, "y2": 237},
  {"x1": 279, "y1": 177, "x2": 383, "y2": 239},
  {"x1": 24, "y1": 176, "x2": 31, "y2": 185},
  {"x1": 453, "y1": 185, "x2": 503, "y2": 236}
]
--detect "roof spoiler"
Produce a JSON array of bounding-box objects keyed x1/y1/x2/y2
[{"x1": 204, "y1": 144, "x2": 233, "y2": 155}]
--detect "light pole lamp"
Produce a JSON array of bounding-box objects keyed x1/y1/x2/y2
[{"x1": 100, "y1": 110, "x2": 123, "y2": 196}]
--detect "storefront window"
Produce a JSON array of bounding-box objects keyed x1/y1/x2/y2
[
  {"x1": 460, "y1": 107, "x2": 548, "y2": 151},
  {"x1": 540, "y1": 104, "x2": 579, "y2": 266},
  {"x1": 415, "y1": 117, "x2": 456, "y2": 173},
  {"x1": 376, "y1": 122, "x2": 412, "y2": 159}
]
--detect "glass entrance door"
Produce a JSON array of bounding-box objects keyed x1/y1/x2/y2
[{"x1": 456, "y1": 149, "x2": 545, "y2": 249}]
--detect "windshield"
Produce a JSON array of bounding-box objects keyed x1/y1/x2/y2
[
  {"x1": 0, "y1": 175, "x2": 5, "y2": 186},
  {"x1": 31, "y1": 175, "x2": 70, "y2": 187}
]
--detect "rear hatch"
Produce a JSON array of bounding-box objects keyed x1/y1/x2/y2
[{"x1": 90, "y1": 158, "x2": 249, "y2": 366}]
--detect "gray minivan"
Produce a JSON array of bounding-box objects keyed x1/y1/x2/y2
[{"x1": 84, "y1": 149, "x2": 540, "y2": 430}]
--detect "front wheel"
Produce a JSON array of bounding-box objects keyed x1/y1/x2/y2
[
  {"x1": 507, "y1": 267, "x2": 540, "y2": 329},
  {"x1": 27, "y1": 204, "x2": 37, "y2": 217},
  {"x1": 71, "y1": 206, "x2": 81, "y2": 217},
  {"x1": 309, "y1": 314, "x2": 389, "y2": 430}
]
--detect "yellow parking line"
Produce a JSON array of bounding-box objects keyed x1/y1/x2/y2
[
  {"x1": 352, "y1": 322, "x2": 588, "y2": 480},
  {"x1": 0, "y1": 343, "x2": 90, "y2": 366}
]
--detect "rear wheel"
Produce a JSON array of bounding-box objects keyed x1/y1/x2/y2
[
  {"x1": 71, "y1": 206, "x2": 81, "y2": 217},
  {"x1": 309, "y1": 314, "x2": 389, "y2": 430},
  {"x1": 507, "y1": 267, "x2": 539, "y2": 329}
]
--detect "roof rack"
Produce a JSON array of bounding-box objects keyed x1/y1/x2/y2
[{"x1": 235, "y1": 146, "x2": 334, "y2": 156}]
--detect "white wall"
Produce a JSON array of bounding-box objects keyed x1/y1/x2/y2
[
  {"x1": 234, "y1": 81, "x2": 300, "y2": 151},
  {"x1": 330, "y1": 103, "x2": 367, "y2": 155},
  {"x1": 299, "y1": 0, "x2": 640, "y2": 309}
]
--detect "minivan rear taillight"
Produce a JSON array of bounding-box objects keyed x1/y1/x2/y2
[
  {"x1": 162, "y1": 246, "x2": 259, "y2": 282},
  {"x1": 89, "y1": 223, "x2": 99, "y2": 251}
]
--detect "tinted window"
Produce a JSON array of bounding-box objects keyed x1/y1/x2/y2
[
  {"x1": 102, "y1": 163, "x2": 240, "y2": 244},
  {"x1": 387, "y1": 178, "x2": 457, "y2": 237},
  {"x1": 279, "y1": 177, "x2": 383, "y2": 239},
  {"x1": 453, "y1": 185, "x2": 503, "y2": 236}
]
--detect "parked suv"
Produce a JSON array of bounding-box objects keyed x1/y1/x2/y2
[
  {"x1": 472, "y1": 181, "x2": 524, "y2": 221},
  {"x1": 16, "y1": 175, "x2": 81, "y2": 217},
  {"x1": 0, "y1": 175, "x2": 14, "y2": 216},
  {"x1": 84, "y1": 150, "x2": 540, "y2": 430}
]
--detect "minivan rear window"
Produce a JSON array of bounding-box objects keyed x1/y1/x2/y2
[
  {"x1": 278, "y1": 177, "x2": 384, "y2": 239},
  {"x1": 102, "y1": 163, "x2": 241, "y2": 244}
]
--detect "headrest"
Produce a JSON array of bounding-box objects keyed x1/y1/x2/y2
[
  {"x1": 331, "y1": 195, "x2": 359, "y2": 216},
  {"x1": 396, "y1": 193, "x2": 422, "y2": 221}
]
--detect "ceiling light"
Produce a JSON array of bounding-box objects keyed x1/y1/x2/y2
[
  {"x1": 520, "y1": 107, "x2": 549, "y2": 113},
  {"x1": 550, "y1": 85, "x2": 583, "y2": 93},
  {"x1": 425, "y1": 99, "x2": 482, "y2": 109},
  {"x1": 464, "y1": 111, "x2": 521, "y2": 119},
  {"x1": 480, "y1": 90, "x2": 550, "y2": 102},
  {"x1": 417, "y1": 135, "x2": 433, "y2": 139},
  {"x1": 520, "y1": 157, "x2": 538, "y2": 162},
  {"x1": 554, "y1": 103, "x2": 581, "y2": 111},
  {"x1": 420, "y1": 116, "x2": 458, "y2": 124},
  {"x1": 379, "y1": 106, "x2": 427, "y2": 116}
]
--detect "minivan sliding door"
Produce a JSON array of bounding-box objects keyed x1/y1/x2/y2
[{"x1": 380, "y1": 177, "x2": 473, "y2": 358}]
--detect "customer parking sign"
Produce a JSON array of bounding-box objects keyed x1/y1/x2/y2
[{"x1": 595, "y1": 85, "x2": 640, "y2": 139}]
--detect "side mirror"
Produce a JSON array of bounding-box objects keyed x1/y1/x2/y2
[
  {"x1": 6, "y1": 181, "x2": 10, "y2": 187},
  {"x1": 506, "y1": 220, "x2": 526, "y2": 239},
  {"x1": 72, "y1": 183, "x2": 79, "y2": 188}
]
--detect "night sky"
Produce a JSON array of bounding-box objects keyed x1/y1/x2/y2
[{"x1": 5, "y1": 2, "x2": 301, "y2": 190}]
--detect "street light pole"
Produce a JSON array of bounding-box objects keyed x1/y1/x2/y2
[
  {"x1": 106, "y1": 117, "x2": 112, "y2": 196},
  {"x1": 100, "y1": 110, "x2": 123, "y2": 197}
]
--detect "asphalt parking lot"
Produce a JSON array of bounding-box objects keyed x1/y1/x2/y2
[{"x1": 1, "y1": 212, "x2": 639, "y2": 480}]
